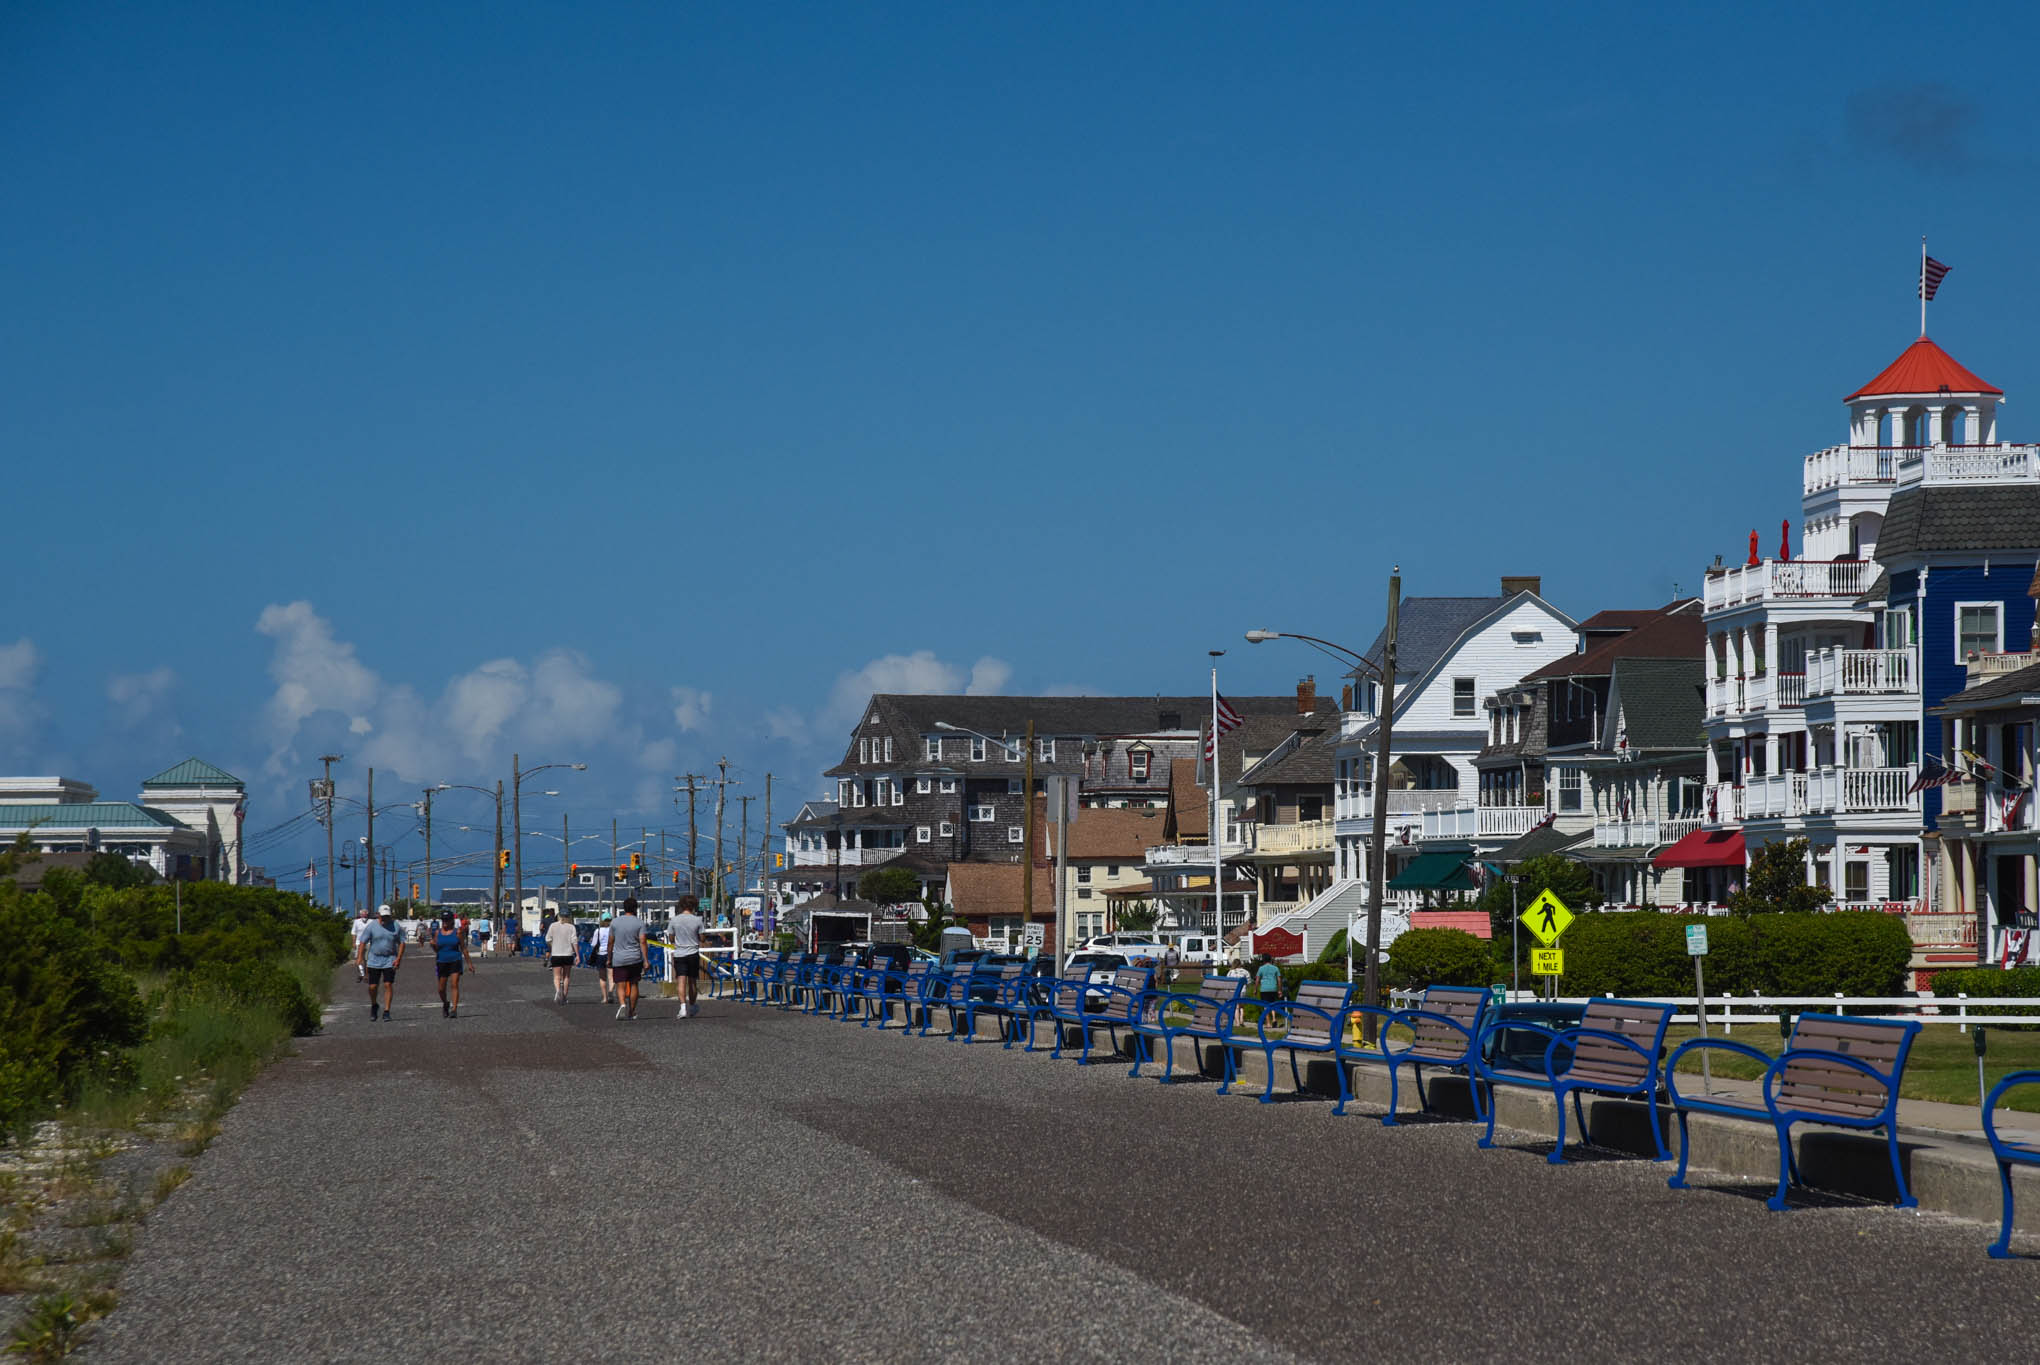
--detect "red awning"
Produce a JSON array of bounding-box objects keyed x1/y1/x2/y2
[{"x1": 1652, "y1": 828, "x2": 1745, "y2": 870}]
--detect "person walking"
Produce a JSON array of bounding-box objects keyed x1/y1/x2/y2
[
  {"x1": 608, "y1": 897, "x2": 648, "y2": 1021},
  {"x1": 545, "y1": 911, "x2": 579, "y2": 1004},
  {"x1": 591, "y1": 912, "x2": 616, "y2": 1004},
  {"x1": 351, "y1": 908, "x2": 374, "y2": 983},
  {"x1": 1255, "y1": 956, "x2": 1281, "y2": 1004},
  {"x1": 669, "y1": 895, "x2": 704, "y2": 1019},
  {"x1": 431, "y1": 911, "x2": 472, "y2": 1017},
  {"x1": 357, "y1": 904, "x2": 405, "y2": 1021}
]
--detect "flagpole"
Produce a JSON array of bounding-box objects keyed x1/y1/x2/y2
[
  {"x1": 1210, "y1": 659, "x2": 1222, "y2": 942},
  {"x1": 1920, "y1": 236, "x2": 1927, "y2": 338}
]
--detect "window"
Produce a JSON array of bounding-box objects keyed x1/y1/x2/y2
[
  {"x1": 1511, "y1": 630, "x2": 1544, "y2": 644},
  {"x1": 1039, "y1": 737, "x2": 1055, "y2": 762},
  {"x1": 1007, "y1": 778, "x2": 1023, "y2": 794},
  {"x1": 1008, "y1": 825, "x2": 1023, "y2": 843},
  {"x1": 970, "y1": 804, "x2": 995, "y2": 822},
  {"x1": 1453, "y1": 677, "x2": 1477, "y2": 716},
  {"x1": 916, "y1": 777, "x2": 931, "y2": 794},
  {"x1": 858, "y1": 738, "x2": 869, "y2": 763},
  {"x1": 1881, "y1": 607, "x2": 1914, "y2": 650},
  {"x1": 1107, "y1": 864, "x2": 1120, "y2": 877},
  {"x1": 939, "y1": 820, "x2": 954, "y2": 837},
  {"x1": 1556, "y1": 769, "x2": 1582, "y2": 813},
  {"x1": 1077, "y1": 865, "x2": 1092, "y2": 883},
  {"x1": 917, "y1": 826, "x2": 931, "y2": 844},
  {"x1": 883, "y1": 736, "x2": 894, "y2": 762},
  {"x1": 1003, "y1": 737, "x2": 1022, "y2": 762},
  {"x1": 1844, "y1": 860, "x2": 1870, "y2": 903},
  {"x1": 838, "y1": 780, "x2": 851, "y2": 806},
  {"x1": 925, "y1": 735, "x2": 941, "y2": 760},
  {"x1": 939, "y1": 778, "x2": 957, "y2": 794},
  {"x1": 1129, "y1": 750, "x2": 1151, "y2": 780},
  {"x1": 891, "y1": 781, "x2": 904, "y2": 806},
  {"x1": 1077, "y1": 887, "x2": 1093, "y2": 900},
  {"x1": 971, "y1": 737, "x2": 987, "y2": 762},
  {"x1": 578, "y1": 873, "x2": 594, "y2": 886},
  {"x1": 1957, "y1": 603, "x2": 2002, "y2": 661},
  {"x1": 853, "y1": 783, "x2": 867, "y2": 807}
]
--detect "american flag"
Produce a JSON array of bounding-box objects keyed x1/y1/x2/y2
[
  {"x1": 1204, "y1": 693, "x2": 1244, "y2": 760},
  {"x1": 1907, "y1": 755, "x2": 1964, "y2": 793},
  {"x1": 1919, "y1": 255, "x2": 1951, "y2": 301}
]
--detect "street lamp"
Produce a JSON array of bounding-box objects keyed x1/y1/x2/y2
[
  {"x1": 1246, "y1": 567, "x2": 1402, "y2": 1025},
  {"x1": 935, "y1": 718, "x2": 1043, "y2": 965},
  {"x1": 513, "y1": 756, "x2": 585, "y2": 939}
]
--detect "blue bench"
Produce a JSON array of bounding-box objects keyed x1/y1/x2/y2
[
  {"x1": 1021, "y1": 961, "x2": 1094, "y2": 1052},
  {"x1": 1667, "y1": 1012, "x2": 1921, "y2": 1211},
  {"x1": 1984, "y1": 1069, "x2": 2040, "y2": 1258},
  {"x1": 877, "y1": 963, "x2": 932, "y2": 1031},
  {"x1": 1251, "y1": 978, "x2": 1354, "y2": 1103},
  {"x1": 1131, "y1": 975, "x2": 1246, "y2": 1087},
  {"x1": 1335, "y1": 984, "x2": 1494, "y2": 1125},
  {"x1": 1475, "y1": 997, "x2": 1674, "y2": 1163},
  {"x1": 1052, "y1": 968, "x2": 1154, "y2": 1063},
  {"x1": 953, "y1": 963, "x2": 1027, "y2": 1044}
]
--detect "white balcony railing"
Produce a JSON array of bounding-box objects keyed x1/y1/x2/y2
[
  {"x1": 1590, "y1": 817, "x2": 1700, "y2": 848},
  {"x1": 1900, "y1": 909, "x2": 1977, "y2": 950},
  {"x1": 1745, "y1": 771, "x2": 1808, "y2": 819},
  {"x1": 1419, "y1": 805, "x2": 1538, "y2": 840},
  {"x1": 1704, "y1": 782, "x2": 1744, "y2": 825},
  {"x1": 1804, "y1": 765, "x2": 1918, "y2": 815},
  {"x1": 1703, "y1": 559, "x2": 1876, "y2": 614},
  {"x1": 1967, "y1": 650, "x2": 2038, "y2": 682},
  {"x1": 1245, "y1": 819, "x2": 1337, "y2": 857},
  {"x1": 1805, "y1": 647, "x2": 1917, "y2": 698},
  {"x1": 1896, "y1": 444, "x2": 2040, "y2": 487},
  {"x1": 1803, "y1": 444, "x2": 1906, "y2": 493}
]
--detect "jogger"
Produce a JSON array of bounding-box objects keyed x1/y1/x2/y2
[{"x1": 432, "y1": 911, "x2": 471, "y2": 1017}]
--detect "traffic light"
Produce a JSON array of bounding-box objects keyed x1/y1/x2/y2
[
  {"x1": 630, "y1": 852, "x2": 642, "y2": 871},
  {"x1": 616, "y1": 864, "x2": 628, "y2": 880},
  {"x1": 498, "y1": 850, "x2": 510, "y2": 869},
  {"x1": 672, "y1": 870, "x2": 681, "y2": 884},
  {"x1": 569, "y1": 863, "x2": 578, "y2": 877},
  {"x1": 411, "y1": 882, "x2": 419, "y2": 901}
]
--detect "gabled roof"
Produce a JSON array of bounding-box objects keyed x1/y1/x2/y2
[
  {"x1": 1847, "y1": 336, "x2": 2001, "y2": 400},
  {"x1": 1235, "y1": 723, "x2": 1335, "y2": 788},
  {"x1": 1056, "y1": 807, "x2": 1166, "y2": 860},
  {"x1": 1876, "y1": 485, "x2": 2040, "y2": 561},
  {"x1": 1356, "y1": 597, "x2": 1509, "y2": 678},
  {"x1": 1605, "y1": 657, "x2": 1706, "y2": 751},
  {"x1": 1522, "y1": 603, "x2": 1704, "y2": 682},
  {"x1": 141, "y1": 757, "x2": 243, "y2": 789},
  {"x1": 1938, "y1": 658, "x2": 2040, "y2": 711}
]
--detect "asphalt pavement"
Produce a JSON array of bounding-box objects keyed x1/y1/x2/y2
[{"x1": 86, "y1": 956, "x2": 2035, "y2": 1363}]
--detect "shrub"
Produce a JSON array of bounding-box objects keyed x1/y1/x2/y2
[
  {"x1": 1930, "y1": 966, "x2": 2040, "y2": 1028},
  {"x1": 180, "y1": 958, "x2": 321, "y2": 1037},
  {"x1": 1383, "y1": 927, "x2": 1494, "y2": 989},
  {"x1": 1730, "y1": 838, "x2": 1833, "y2": 916},
  {"x1": 1554, "y1": 911, "x2": 1909, "y2": 997},
  {"x1": 1316, "y1": 929, "x2": 1349, "y2": 965},
  {"x1": 1278, "y1": 962, "x2": 1348, "y2": 996},
  {"x1": 0, "y1": 888, "x2": 149, "y2": 1132}
]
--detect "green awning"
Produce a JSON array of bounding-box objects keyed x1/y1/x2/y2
[{"x1": 1387, "y1": 851, "x2": 1476, "y2": 891}]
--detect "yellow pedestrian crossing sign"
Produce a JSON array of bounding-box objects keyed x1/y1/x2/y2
[
  {"x1": 1531, "y1": 948, "x2": 1564, "y2": 976},
  {"x1": 1522, "y1": 890, "x2": 1574, "y2": 948}
]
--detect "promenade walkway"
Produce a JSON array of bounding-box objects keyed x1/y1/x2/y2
[{"x1": 88, "y1": 961, "x2": 2034, "y2": 1363}]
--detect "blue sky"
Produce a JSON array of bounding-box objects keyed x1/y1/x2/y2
[{"x1": 6, "y1": 1, "x2": 2040, "y2": 890}]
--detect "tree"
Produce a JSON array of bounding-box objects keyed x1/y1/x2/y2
[
  {"x1": 858, "y1": 865, "x2": 921, "y2": 905},
  {"x1": 1116, "y1": 900, "x2": 1158, "y2": 933},
  {"x1": 1731, "y1": 838, "x2": 1832, "y2": 916},
  {"x1": 909, "y1": 903, "x2": 961, "y2": 953},
  {"x1": 1477, "y1": 853, "x2": 1600, "y2": 941},
  {"x1": 83, "y1": 852, "x2": 155, "y2": 889}
]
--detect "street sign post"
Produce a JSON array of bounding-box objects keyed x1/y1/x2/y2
[
  {"x1": 1530, "y1": 948, "x2": 1564, "y2": 976},
  {"x1": 1687, "y1": 922, "x2": 1711, "y2": 1093}
]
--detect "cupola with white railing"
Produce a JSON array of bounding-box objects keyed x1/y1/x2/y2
[{"x1": 1842, "y1": 335, "x2": 2002, "y2": 448}]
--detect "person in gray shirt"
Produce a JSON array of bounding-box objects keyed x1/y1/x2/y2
[
  {"x1": 609, "y1": 897, "x2": 647, "y2": 1021},
  {"x1": 668, "y1": 897, "x2": 705, "y2": 1019},
  {"x1": 356, "y1": 904, "x2": 406, "y2": 1022}
]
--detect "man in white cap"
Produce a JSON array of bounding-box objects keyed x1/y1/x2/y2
[{"x1": 357, "y1": 904, "x2": 406, "y2": 1022}]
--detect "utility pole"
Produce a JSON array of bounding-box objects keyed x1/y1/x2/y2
[
  {"x1": 365, "y1": 768, "x2": 375, "y2": 912},
  {"x1": 1023, "y1": 719, "x2": 1035, "y2": 956},
  {"x1": 320, "y1": 754, "x2": 342, "y2": 914},
  {"x1": 678, "y1": 775, "x2": 703, "y2": 901},
  {"x1": 422, "y1": 786, "x2": 434, "y2": 911},
  {"x1": 512, "y1": 753, "x2": 524, "y2": 936},
  {"x1": 737, "y1": 795, "x2": 754, "y2": 926},
  {"x1": 491, "y1": 780, "x2": 504, "y2": 926},
  {"x1": 1054, "y1": 773, "x2": 1070, "y2": 972},
  {"x1": 713, "y1": 757, "x2": 729, "y2": 922},
  {"x1": 761, "y1": 773, "x2": 774, "y2": 935},
  {"x1": 561, "y1": 811, "x2": 570, "y2": 920},
  {"x1": 611, "y1": 817, "x2": 620, "y2": 916},
  {"x1": 1361, "y1": 568, "x2": 1402, "y2": 1031},
  {"x1": 660, "y1": 828, "x2": 669, "y2": 907}
]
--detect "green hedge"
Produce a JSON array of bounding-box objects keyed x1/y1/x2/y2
[
  {"x1": 0, "y1": 888, "x2": 150, "y2": 1132},
  {"x1": 1428, "y1": 912, "x2": 1910, "y2": 997},
  {"x1": 1384, "y1": 928, "x2": 1495, "y2": 989},
  {"x1": 1930, "y1": 966, "x2": 2040, "y2": 1027}
]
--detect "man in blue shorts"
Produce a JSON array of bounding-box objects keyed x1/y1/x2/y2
[{"x1": 357, "y1": 904, "x2": 406, "y2": 1021}]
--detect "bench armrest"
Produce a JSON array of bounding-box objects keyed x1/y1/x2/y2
[
  {"x1": 1985, "y1": 1070, "x2": 2040, "y2": 1151},
  {"x1": 1256, "y1": 1000, "x2": 1342, "y2": 1044},
  {"x1": 1664, "y1": 1038, "x2": 1776, "y2": 1109},
  {"x1": 1761, "y1": 1047, "x2": 1898, "y2": 1121}
]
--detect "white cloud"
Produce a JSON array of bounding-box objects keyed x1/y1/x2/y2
[
  {"x1": 107, "y1": 666, "x2": 179, "y2": 733},
  {"x1": 670, "y1": 686, "x2": 712, "y2": 732},
  {"x1": 524, "y1": 650, "x2": 622, "y2": 747},
  {"x1": 256, "y1": 601, "x2": 381, "y2": 754},
  {"x1": 821, "y1": 650, "x2": 1014, "y2": 733},
  {"x1": 445, "y1": 658, "x2": 528, "y2": 760},
  {"x1": 0, "y1": 638, "x2": 45, "y2": 748},
  {"x1": 965, "y1": 658, "x2": 1012, "y2": 695},
  {"x1": 638, "y1": 738, "x2": 677, "y2": 772},
  {"x1": 763, "y1": 707, "x2": 808, "y2": 743}
]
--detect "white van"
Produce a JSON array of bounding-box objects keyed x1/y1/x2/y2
[
  {"x1": 1076, "y1": 934, "x2": 1170, "y2": 963},
  {"x1": 1165, "y1": 933, "x2": 1233, "y2": 967}
]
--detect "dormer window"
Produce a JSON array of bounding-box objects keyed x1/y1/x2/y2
[
  {"x1": 1128, "y1": 749, "x2": 1151, "y2": 781},
  {"x1": 924, "y1": 735, "x2": 941, "y2": 761}
]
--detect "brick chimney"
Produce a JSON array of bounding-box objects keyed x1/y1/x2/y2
[
  {"x1": 1340, "y1": 682, "x2": 1353, "y2": 711},
  {"x1": 1297, "y1": 675, "x2": 1316, "y2": 714},
  {"x1": 1501, "y1": 575, "x2": 1541, "y2": 598}
]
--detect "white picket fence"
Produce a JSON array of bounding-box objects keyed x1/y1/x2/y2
[{"x1": 1386, "y1": 989, "x2": 2040, "y2": 1030}]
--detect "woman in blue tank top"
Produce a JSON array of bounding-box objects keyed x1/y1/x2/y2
[{"x1": 433, "y1": 912, "x2": 471, "y2": 1018}]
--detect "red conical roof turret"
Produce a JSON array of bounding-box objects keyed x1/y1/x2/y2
[{"x1": 1847, "y1": 336, "x2": 2001, "y2": 400}]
